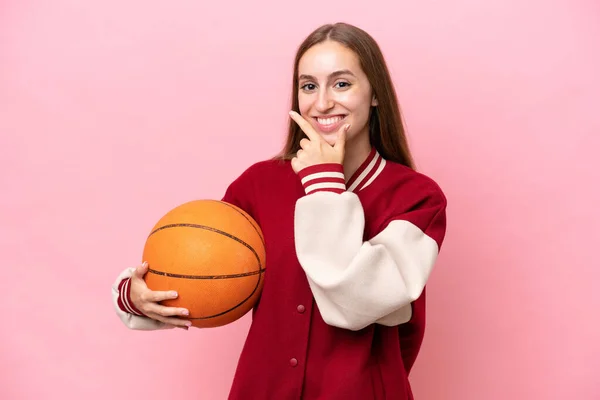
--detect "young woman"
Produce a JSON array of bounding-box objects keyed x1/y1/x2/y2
[{"x1": 112, "y1": 22, "x2": 447, "y2": 399}]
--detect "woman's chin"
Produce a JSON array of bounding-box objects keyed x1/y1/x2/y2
[{"x1": 318, "y1": 132, "x2": 339, "y2": 147}]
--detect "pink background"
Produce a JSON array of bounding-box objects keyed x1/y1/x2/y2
[{"x1": 2, "y1": 0, "x2": 599, "y2": 399}]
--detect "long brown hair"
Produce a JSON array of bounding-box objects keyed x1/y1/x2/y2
[{"x1": 275, "y1": 22, "x2": 415, "y2": 170}]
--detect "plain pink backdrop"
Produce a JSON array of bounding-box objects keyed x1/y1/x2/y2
[{"x1": 2, "y1": 0, "x2": 599, "y2": 399}]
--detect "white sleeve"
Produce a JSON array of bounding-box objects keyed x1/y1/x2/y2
[
  {"x1": 294, "y1": 191, "x2": 442, "y2": 331},
  {"x1": 111, "y1": 267, "x2": 173, "y2": 331}
]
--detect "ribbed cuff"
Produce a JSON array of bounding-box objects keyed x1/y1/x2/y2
[
  {"x1": 117, "y1": 278, "x2": 145, "y2": 316},
  {"x1": 298, "y1": 163, "x2": 346, "y2": 194}
]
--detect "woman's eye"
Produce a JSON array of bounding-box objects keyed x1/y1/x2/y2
[{"x1": 300, "y1": 82, "x2": 350, "y2": 91}]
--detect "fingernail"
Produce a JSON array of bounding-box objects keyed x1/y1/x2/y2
[
  {"x1": 142, "y1": 261, "x2": 148, "y2": 267},
  {"x1": 186, "y1": 322, "x2": 192, "y2": 327},
  {"x1": 171, "y1": 291, "x2": 178, "y2": 298},
  {"x1": 181, "y1": 310, "x2": 189, "y2": 316}
]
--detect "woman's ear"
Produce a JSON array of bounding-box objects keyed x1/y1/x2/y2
[{"x1": 371, "y1": 95, "x2": 378, "y2": 106}]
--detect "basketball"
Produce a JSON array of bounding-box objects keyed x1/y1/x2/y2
[{"x1": 141, "y1": 199, "x2": 266, "y2": 328}]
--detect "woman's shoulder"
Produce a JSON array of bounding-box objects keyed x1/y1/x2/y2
[
  {"x1": 225, "y1": 157, "x2": 293, "y2": 193},
  {"x1": 233, "y1": 157, "x2": 292, "y2": 180},
  {"x1": 369, "y1": 160, "x2": 447, "y2": 239},
  {"x1": 381, "y1": 160, "x2": 447, "y2": 206},
  {"x1": 221, "y1": 157, "x2": 292, "y2": 210}
]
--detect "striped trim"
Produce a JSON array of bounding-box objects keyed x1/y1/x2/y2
[
  {"x1": 298, "y1": 163, "x2": 346, "y2": 194},
  {"x1": 296, "y1": 149, "x2": 385, "y2": 195},
  {"x1": 347, "y1": 149, "x2": 384, "y2": 192},
  {"x1": 306, "y1": 182, "x2": 346, "y2": 194},
  {"x1": 357, "y1": 156, "x2": 386, "y2": 191},
  {"x1": 346, "y1": 148, "x2": 377, "y2": 189},
  {"x1": 118, "y1": 278, "x2": 144, "y2": 316},
  {"x1": 300, "y1": 171, "x2": 345, "y2": 186}
]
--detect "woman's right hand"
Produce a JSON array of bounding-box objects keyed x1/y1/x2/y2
[{"x1": 129, "y1": 261, "x2": 192, "y2": 329}]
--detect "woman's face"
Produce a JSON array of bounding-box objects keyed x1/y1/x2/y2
[{"x1": 297, "y1": 40, "x2": 378, "y2": 147}]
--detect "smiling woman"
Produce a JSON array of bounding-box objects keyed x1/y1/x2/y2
[
  {"x1": 278, "y1": 22, "x2": 415, "y2": 175},
  {"x1": 111, "y1": 22, "x2": 447, "y2": 400},
  {"x1": 296, "y1": 43, "x2": 375, "y2": 156}
]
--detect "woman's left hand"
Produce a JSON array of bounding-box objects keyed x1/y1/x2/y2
[{"x1": 288, "y1": 110, "x2": 350, "y2": 174}]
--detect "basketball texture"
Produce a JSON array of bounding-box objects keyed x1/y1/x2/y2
[{"x1": 142, "y1": 200, "x2": 266, "y2": 328}]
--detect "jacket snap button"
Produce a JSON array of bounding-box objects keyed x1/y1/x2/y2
[
  {"x1": 289, "y1": 358, "x2": 298, "y2": 367},
  {"x1": 297, "y1": 305, "x2": 305, "y2": 313}
]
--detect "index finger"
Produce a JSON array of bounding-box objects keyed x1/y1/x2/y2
[
  {"x1": 142, "y1": 289, "x2": 179, "y2": 303},
  {"x1": 289, "y1": 111, "x2": 321, "y2": 142}
]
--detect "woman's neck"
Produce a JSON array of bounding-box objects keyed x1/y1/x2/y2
[{"x1": 342, "y1": 133, "x2": 372, "y2": 182}]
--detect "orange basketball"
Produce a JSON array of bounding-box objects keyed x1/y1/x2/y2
[{"x1": 141, "y1": 200, "x2": 266, "y2": 328}]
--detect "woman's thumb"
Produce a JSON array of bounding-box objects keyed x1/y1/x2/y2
[
  {"x1": 134, "y1": 261, "x2": 148, "y2": 278},
  {"x1": 334, "y1": 124, "x2": 349, "y2": 151}
]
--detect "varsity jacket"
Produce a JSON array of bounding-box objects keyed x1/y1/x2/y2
[{"x1": 111, "y1": 147, "x2": 447, "y2": 400}]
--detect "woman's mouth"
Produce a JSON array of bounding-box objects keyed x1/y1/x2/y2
[{"x1": 314, "y1": 115, "x2": 347, "y2": 133}]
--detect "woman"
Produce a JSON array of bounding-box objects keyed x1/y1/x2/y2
[{"x1": 112, "y1": 22, "x2": 447, "y2": 399}]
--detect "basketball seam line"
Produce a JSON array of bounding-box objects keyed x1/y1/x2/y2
[
  {"x1": 210, "y1": 200, "x2": 265, "y2": 246},
  {"x1": 147, "y1": 267, "x2": 266, "y2": 279},
  {"x1": 149, "y1": 223, "x2": 262, "y2": 267}
]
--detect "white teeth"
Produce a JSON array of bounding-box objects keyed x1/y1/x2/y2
[{"x1": 317, "y1": 116, "x2": 343, "y2": 126}]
